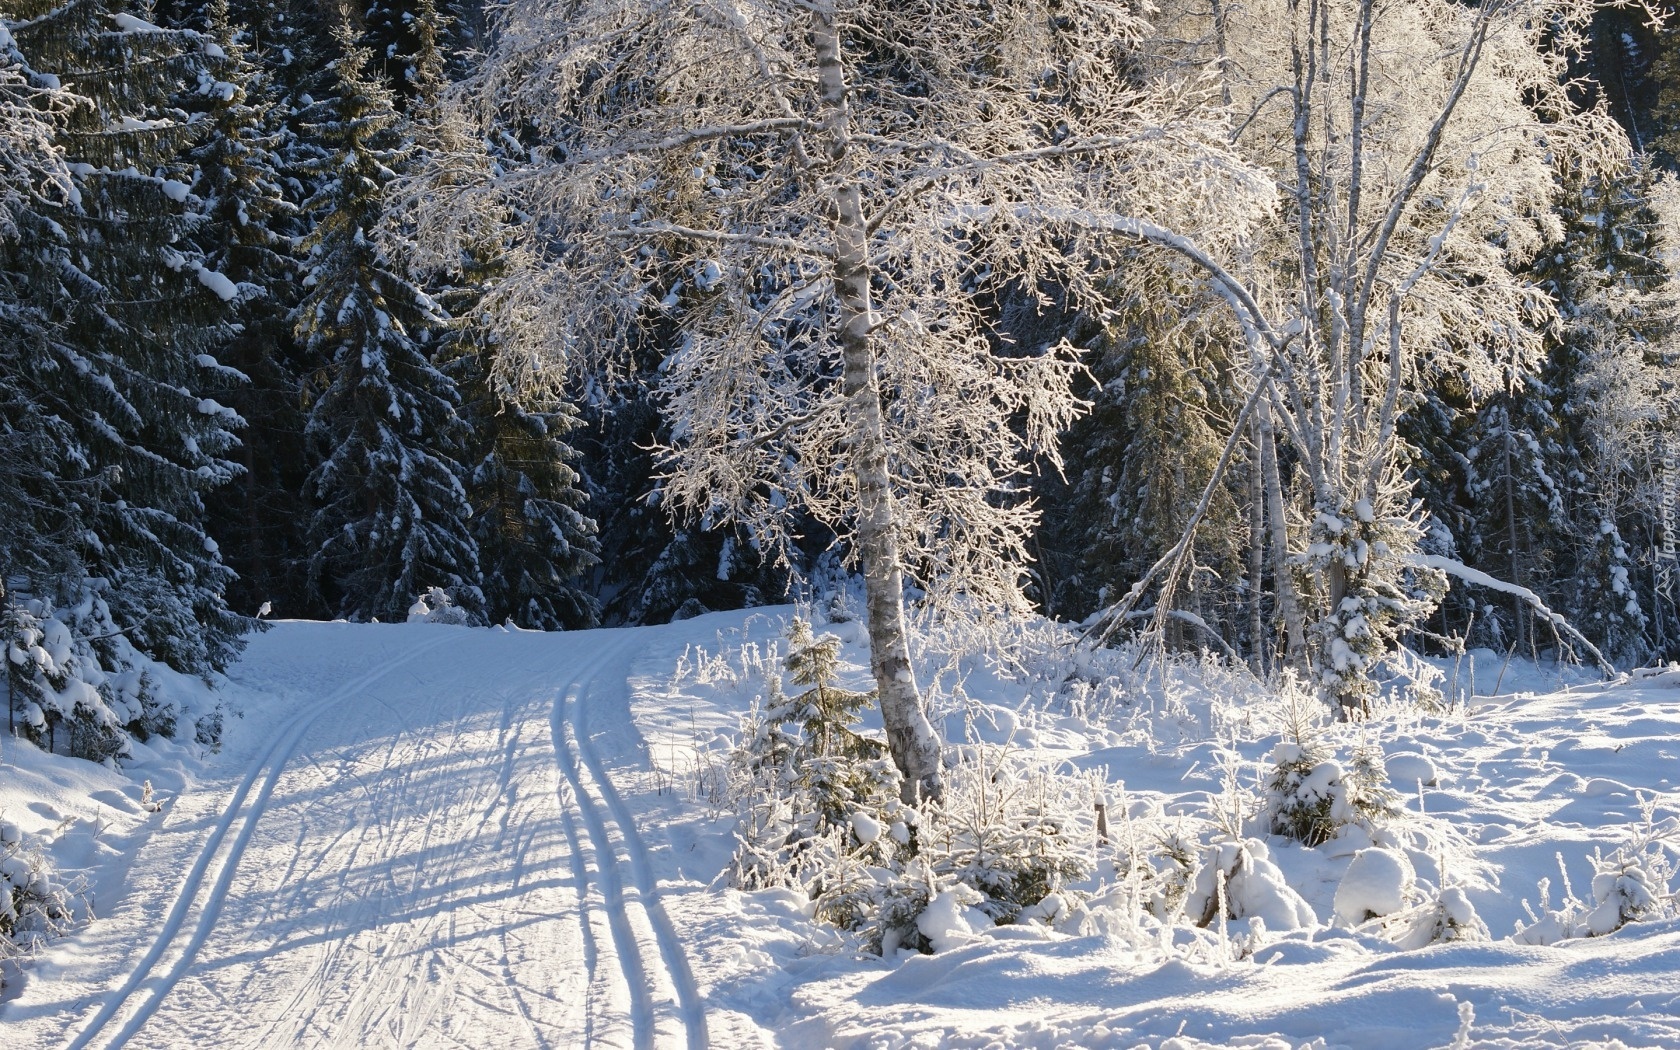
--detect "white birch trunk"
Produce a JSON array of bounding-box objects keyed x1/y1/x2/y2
[{"x1": 813, "y1": 7, "x2": 942, "y2": 805}]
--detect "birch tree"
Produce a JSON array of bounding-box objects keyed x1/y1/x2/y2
[
  {"x1": 426, "y1": 0, "x2": 1265, "y2": 801},
  {"x1": 1101, "y1": 0, "x2": 1629, "y2": 711}
]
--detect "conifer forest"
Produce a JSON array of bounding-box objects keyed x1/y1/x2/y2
[{"x1": 12, "y1": 3, "x2": 1680, "y2": 1045}]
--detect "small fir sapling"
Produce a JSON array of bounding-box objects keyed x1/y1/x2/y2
[
  {"x1": 775, "y1": 618, "x2": 906, "y2": 844},
  {"x1": 729, "y1": 618, "x2": 1102, "y2": 953},
  {"x1": 729, "y1": 618, "x2": 909, "y2": 895},
  {"x1": 1381, "y1": 886, "x2": 1490, "y2": 949},
  {"x1": 920, "y1": 751, "x2": 1097, "y2": 926},
  {"x1": 1143, "y1": 827, "x2": 1202, "y2": 923},
  {"x1": 1267, "y1": 736, "x2": 1399, "y2": 847}
]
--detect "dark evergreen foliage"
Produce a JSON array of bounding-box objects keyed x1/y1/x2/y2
[
  {"x1": 294, "y1": 36, "x2": 481, "y2": 622},
  {"x1": 1, "y1": 0, "x2": 249, "y2": 676},
  {"x1": 180, "y1": 0, "x2": 317, "y2": 620}
]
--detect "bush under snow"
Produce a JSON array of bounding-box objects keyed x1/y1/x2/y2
[
  {"x1": 4, "y1": 586, "x2": 217, "y2": 763},
  {"x1": 0, "y1": 817, "x2": 78, "y2": 964}
]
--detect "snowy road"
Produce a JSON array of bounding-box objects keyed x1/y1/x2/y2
[{"x1": 3, "y1": 622, "x2": 708, "y2": 1050}]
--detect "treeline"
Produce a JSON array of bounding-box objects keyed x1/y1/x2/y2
[{"x1": 5, "y1": 0, "x2": 1680, "y2": 760}]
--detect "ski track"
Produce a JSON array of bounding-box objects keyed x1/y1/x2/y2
[
  {"x1": 551, "y1": 631, "x2": 708, "y2": 1048},
  {"x1": 569, "y1": 655, "x2": 708, "y2": 1050},
  {"x1": 66, "y1": 633, "x2": 457, "y2": 1050},
  {"x1": 19, "y1": 625, "x2": 707, "y2": 1050}
]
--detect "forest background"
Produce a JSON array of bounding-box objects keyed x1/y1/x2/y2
[{"x1": 8, "y1": 0, "x2": 1680, "y2": 764}]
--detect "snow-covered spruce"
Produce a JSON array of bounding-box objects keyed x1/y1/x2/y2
[
  {"x1": 4, "y1": 586, "x2": 212, "y2": 762},
  {"x1": 1516, "y1": 808, "x2": 1680, "y2": 944},
  {"x1": 1266, "y1": 737, "x2": 1399, "y2": 847}
]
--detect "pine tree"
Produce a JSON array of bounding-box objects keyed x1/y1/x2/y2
[
  {"x1": 357, "y1": 0, "x2": 457, "y2": 110},
  {"x1": 294, "y1": 34, "x2": 480, "y2": 623},
  {"x1": 461, "y1": 372, "x2": 599, "y2": 630},
  {"x1": 1416, "y1": 161, "x2": 1673, "y2": 664},
  {"x1": 1531, "y1": 164, "x2": 1672, "y2": 660},
  {"x1": 439, "y1": 249, "x2": 598, "y2": 628},
  {"x1": 388, "y1": 35, "x2": 600, "y2": 631},
  {"x1": 1, "y1": 0, "x2": 249, "y2": 676}
]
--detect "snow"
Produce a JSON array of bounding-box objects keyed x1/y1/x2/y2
[
  {"x1": 849, "y1": 810, "x2": 883, "y2": 844},
  {"x1": 193, "y1": 265, "x2": 238, "y2": 301},
  {"x1": 3, "y1": 608, "x2": 1679, "y2": 1049},
  {"x1": 1385, "y1": 751, "x2": 1439, "y2": 787},
  {"x1": 916, "y1": 886, "x2": 992, "y2": 954},
  {"x1": 1333, "y1": 848, "x2": 1415, "y2": 923},
  {"x1": 110, "y1": 12, "x2": 164, "y2": 33}
]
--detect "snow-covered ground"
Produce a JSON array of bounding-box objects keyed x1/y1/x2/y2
[{"x1": 2, "y1": 610, "x2": 1678, "y2": 1048}]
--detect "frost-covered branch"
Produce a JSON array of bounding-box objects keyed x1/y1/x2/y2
[{"x1": 1409, "y1": 554, "x2": 1616, "y2": 675}]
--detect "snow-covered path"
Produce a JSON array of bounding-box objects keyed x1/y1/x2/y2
[
  {"x1": 2, "y1": 622, "x2": 707, "y2": 1050},
  {"x1": 9, "y1": 611, "x2": 1680, "y2": 1049}
]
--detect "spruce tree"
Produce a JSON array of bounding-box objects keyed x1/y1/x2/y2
[
  {"x1": 1532, "y1": 164, "x2": 1673, "y2": 661},
  {"x1": 181, "y1": 0, "x2": 314, "y2": 618},
  {"x1": 455, "y1": 350, "x2": 600, "y2": 629},
  {"x1": 1421, "y1": 162, "x2": 1674, "y2": 664},
  {"x1": 0, "y1": 0, "x2": 248, "y2": 676},
  {"x1": 1038, "y1": 263, "x2": 1248, "y2": 650},
  {"x1": 294, "y1": 34, "x2": 480, "y2": 622},
  {"x1": 384, "y1": 11, "x2": 600, "y2": 631},
  {"x1": 426, "y1": 223, "x2": 600, "y2": 629}
]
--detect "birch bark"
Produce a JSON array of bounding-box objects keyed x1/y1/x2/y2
[{"x1": 813, "y1": 7, "x2": 941, "y2": 803}]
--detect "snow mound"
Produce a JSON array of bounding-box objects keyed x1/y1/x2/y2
[
  {"x1": 1385, "y1": 751, "x2": 1438, "y2": 787},
  {"x1": 916, "y1": 885, "x2": 992, "y2": 954},
  {"x1": 1335, "y1": 847, "x2": 1415, "y2": 924}
]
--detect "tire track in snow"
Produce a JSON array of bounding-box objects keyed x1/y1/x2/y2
[
  {"x1": 65, "y1": 634, "x2": 454, "y2": 1050},
  {"x1": 554, "y1": 633, "x2": 709, "y2": 1050}
]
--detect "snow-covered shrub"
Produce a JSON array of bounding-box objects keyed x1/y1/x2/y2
[
  {"x1": 407, "y1": 587, "x2": 478, "y2": 625},
  {"x1": 852, "y1": 755, "x2": 1099, "y2": 955},
  {"x1": 729, "y1": 618, "x2": 911, "y2": 893},
  {"x1": 1515, "y1": 811, "x2": 1679, "y2": 944},
  {"x1": 1581, "y1": 846, "x2": 1672, "y2": 935},
  {"x1": 729, "y1": 619, "x2": 1101, "y2": 954},
  {"x1": 4, "y1": 588, "x2": 194, "y2": 762},
  {"x1": 1266, "y1": 738, "x2": 1398, "y2": 847},
  {"x1": 1127, "y1": 821, "x2": 1314, "y2": 933},
  {"x1": 0, "y1": 818, "x2": 77, "y2": 962},
  {"x1": 1381, "y1": 886, "x2": 1490, "y2": 949},
  {"x1": 917, "y1": 748, "x2": 1099, "y2": 925},
  {"x1": 1333, "y1": 847, "x2": 1415, "y2": 924},
  {"x1": 1188, "y1": 836, "x2": 1317, "y2": 931}
]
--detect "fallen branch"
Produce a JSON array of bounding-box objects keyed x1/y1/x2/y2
[{"x1": 1408, "y1": 553, "x2": 1616, "y2": 676}]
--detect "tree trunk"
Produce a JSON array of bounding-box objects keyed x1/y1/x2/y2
[
  {"x1": 814, "y1": 7, "x2": 942, "y2": 805},
  {"x1": 1248, "y1": 413, "x2": 1267, "y2": 673},
  {"x1": 1261, "y1": 400, "x2": 1305, "y2": 663},
  {"x1": 1502, "y1": 420, "x2": 1528, "y2": 656}
]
